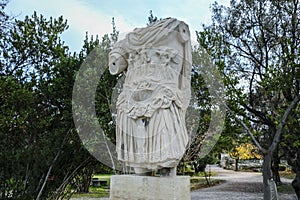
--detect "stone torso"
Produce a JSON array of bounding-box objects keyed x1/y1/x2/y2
[
  {"x1": 117, "y1": 45, "x2": 184, "y2": 119},
  {"x1": 108, "y1": 18, "x2": 192, "y2": 174}
]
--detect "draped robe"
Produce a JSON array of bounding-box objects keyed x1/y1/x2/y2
[{"x1": 109, "y1": 18, "x2": 192, "y2": 170}]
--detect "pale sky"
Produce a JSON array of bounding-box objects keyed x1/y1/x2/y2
[{"x1": 6, "y1": 0, "x2": 230, "y2": 52}]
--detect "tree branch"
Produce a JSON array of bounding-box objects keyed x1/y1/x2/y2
[
  {"x1": 35, "y1": 129, "x2": 71, "y2": 200},
  {"x1": 224, "y1": 103, "x2": 266, "y2": 153},
  {"x1": 242, "y1": 103, "x2": 276, "y2": 128},
  {"x1": 53, "y1": 157, "x2": 92, "y2": 200},
  {"x1": 269, "y1": 94, "x2": 300, "y2": 152}
]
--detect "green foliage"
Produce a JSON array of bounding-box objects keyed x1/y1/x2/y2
[
  {"x1": 281, "y1": 106, "x2": 300, "y2": 175},
  {"x1": 195, "y1": 22, "x2": 249, "y2": 158},
  {"x1": 195, "y1": 154, "x2": 219, "y2": 173},
  {"x1": 0, "y1": 11, "x2": 75, "y2": 199},
  {"x1": 205, "y1": 0, "x2": 300, "y2": 197},
  {"x1": 0, "y1": 7, "x2": 119, "y2": 199},
  {"x1": 206, "y1": 0, "x2": 300, "y2": 153}
]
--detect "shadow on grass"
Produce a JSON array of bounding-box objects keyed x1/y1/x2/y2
[{"x1": 190, "y1": 177, "x2": 225, "y2": 191}]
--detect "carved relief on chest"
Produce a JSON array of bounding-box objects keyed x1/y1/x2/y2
[{"x1": 125, "y1": 47, "x2": 182, "y2": 83}]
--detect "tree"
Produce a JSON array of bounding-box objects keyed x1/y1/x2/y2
[
  {"x1": 1, "y1": 10, "x2": 70, "y2": 199},
  {"x1": 201, "y1": 0, "x2": 300, "y2": 199},
  {"x1": 195, "y1": 26, "x2": 252, "y2": 166},
  {"x1": 0, "y1": 9, "x2": 118, "y2": 199},
  {"x1": 229, "y1": 143, "x2": 262, "y2": 171},
  {"x1": 181, "y1": 53, "x2": 211, "y2": 171},
  {"x1": 281, "y1": 106, "x2": 300, "y2": 197}
]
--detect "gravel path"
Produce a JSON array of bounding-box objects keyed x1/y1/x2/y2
[{"x1": 191, "y1": 165, "x2": 297, "y2": 200}]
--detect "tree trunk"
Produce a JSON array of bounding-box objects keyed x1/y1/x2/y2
[
  {"x1": 78, "y1": 170, "x2": 93, "y2": 193},
  {"x1": 235, "y1": 158, "x2": 239, "y2": 171},
  {"x1": 262, "y1": 152, "x2": 278, "y2": 200},
  {"x1": 291, "y1": 150, "x2": 300, "y2": 199},
  {"x1": 271, "y1": 148, "x2": 282, "y2": 185},
  {"x1": 292, "y1": 172, "x2": 300, "y2": 199},
  {"x1": 182, "y1": 161, "x2": 185, "y2": 175}
]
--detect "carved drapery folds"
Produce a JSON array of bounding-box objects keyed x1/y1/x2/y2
[{"x1": 109, "y1": 18, "x2": 192, "y2": 171}]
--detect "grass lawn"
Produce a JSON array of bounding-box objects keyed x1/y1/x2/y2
[
  {"x1": 71, "y1": 187, "x2": 109, "y2": 198},
  {"x1": 277, "y1": 171, "x2": 296, "y2": 194},
  {"x1": 277, "y1": 183, "x2": 295, "y2": 193},
  {"x1": 71, "y1": 174, "x2": 112, "y2": 198},
  {"x1": 190, "y1": 177, "x2": 224, "y2": 191},
  {"x1": 92, "y1": 174, "x2": 112, "y2": 179},
  {"x1": 279, "y1": 171, "x2": 296, "y2": 180}
]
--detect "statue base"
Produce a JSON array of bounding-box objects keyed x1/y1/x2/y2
[{"x1": 109, "y1": 175, "x2": 190, "y2": 200}]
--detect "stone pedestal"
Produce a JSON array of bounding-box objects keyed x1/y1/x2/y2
[{"x1": 110, "y1": 175, "x2": 190, "y2": 200}]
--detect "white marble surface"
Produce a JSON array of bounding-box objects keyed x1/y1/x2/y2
[
  {"x1": 109, "y1": 18, "x2": 192, "y2": 173},
  {"x1": 110, "y1": 175, "x2": 190, "y2": 200}
]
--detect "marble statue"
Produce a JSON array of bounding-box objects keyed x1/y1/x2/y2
[{"x1": 109, "y1": 18, "x2": 192, "y2": 176}]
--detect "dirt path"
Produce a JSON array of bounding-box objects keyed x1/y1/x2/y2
[{"x1": 191, "y1": 165, "x2": 297, "y2": 200}]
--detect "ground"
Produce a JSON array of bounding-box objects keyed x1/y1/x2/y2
[
  {"x1": 191, "y1": 165, "x2": 297, "y2": 200},
  {"x1": 71, "y1": 165, "x2": 297, "y2": 200}
]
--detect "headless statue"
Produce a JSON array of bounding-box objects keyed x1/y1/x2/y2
[{"x1": 109, "y1": 18, "x2": 192, "y2": 176}]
